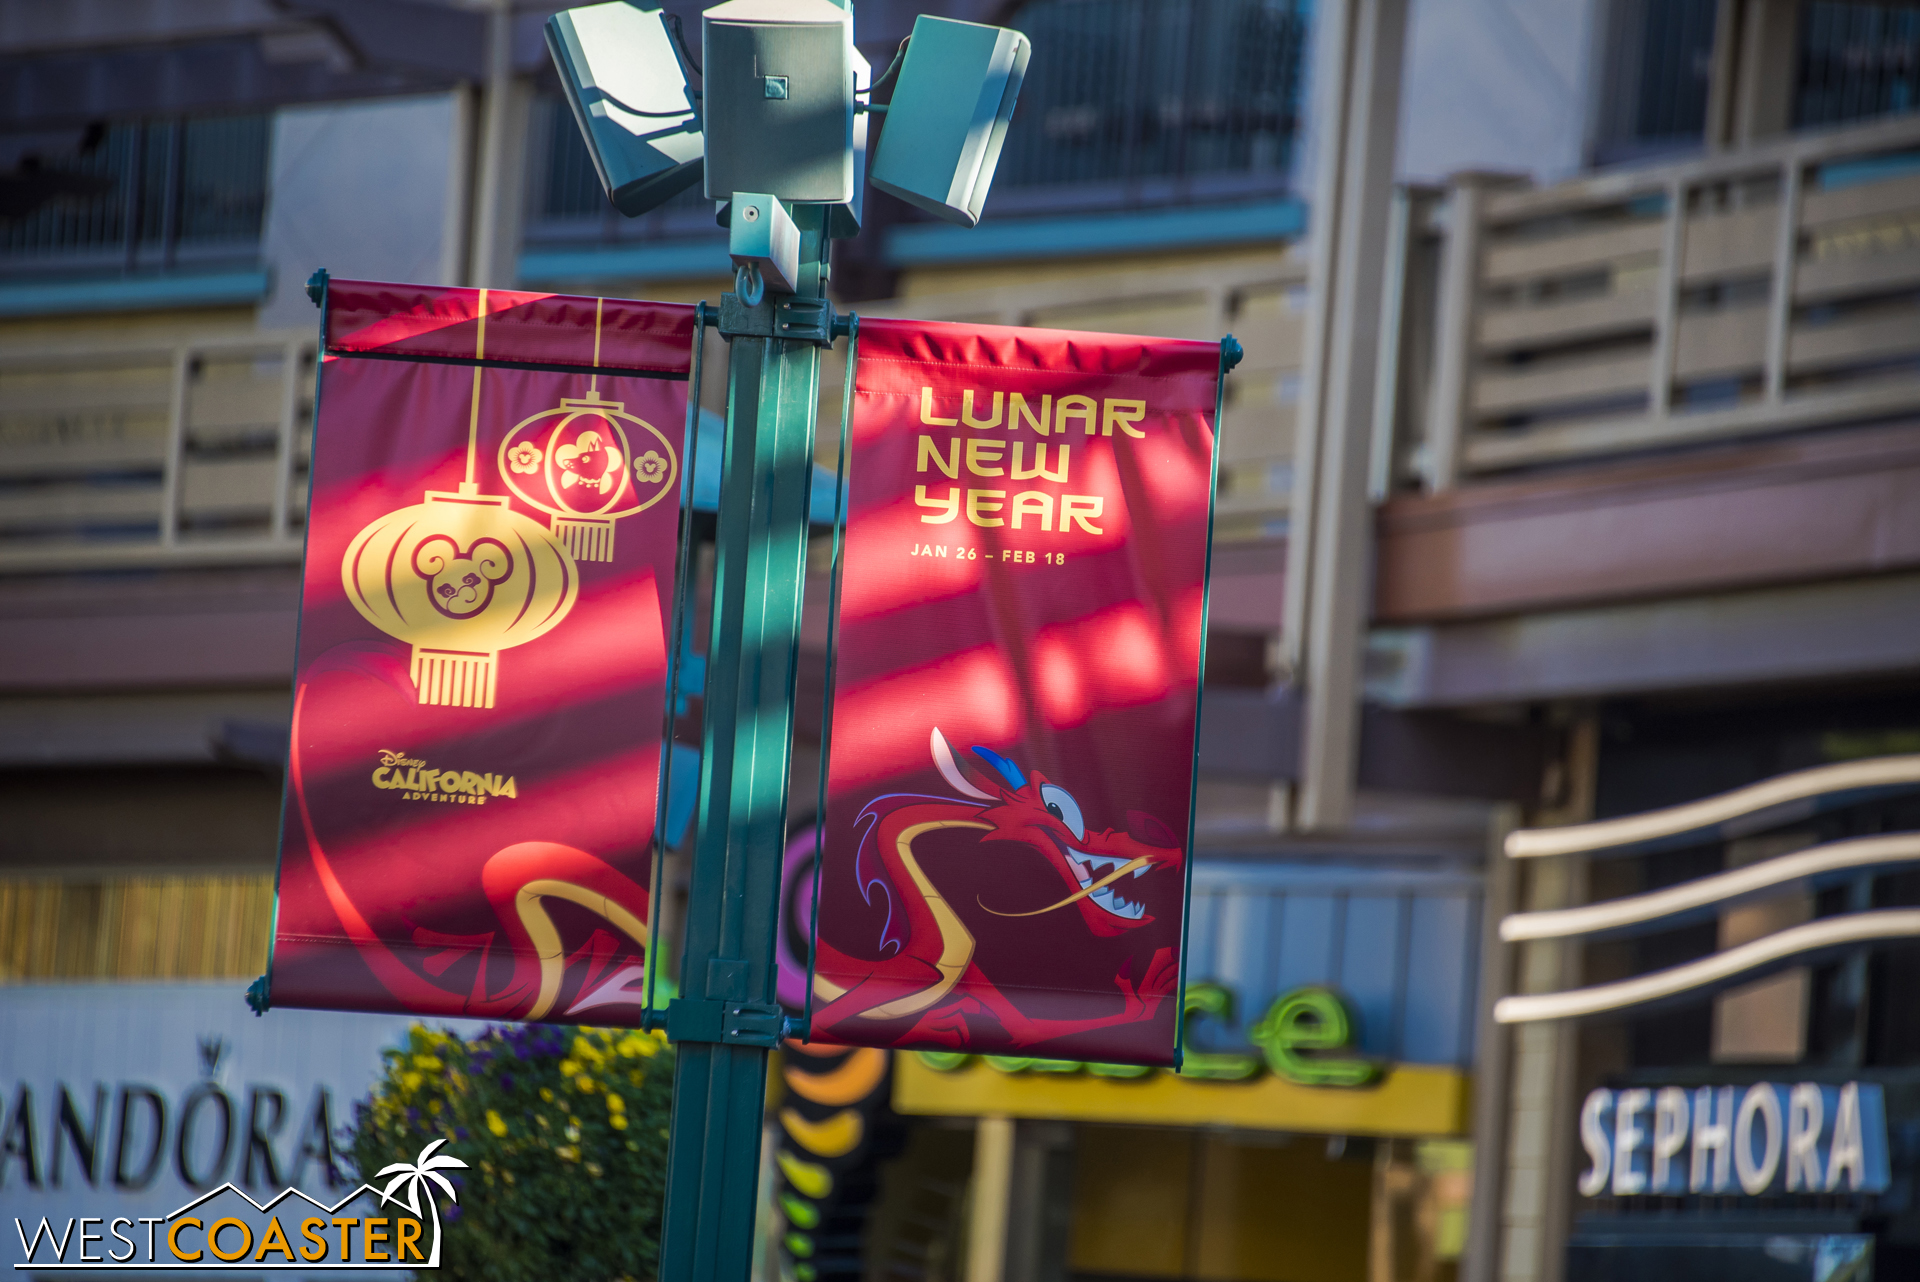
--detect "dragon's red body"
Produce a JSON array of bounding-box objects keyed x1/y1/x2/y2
[{"x1": 811, "y1": 729, "x2": 1183, "y2": 1053}]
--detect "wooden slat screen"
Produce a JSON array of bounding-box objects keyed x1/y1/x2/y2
[{"x1": 0, "y1": 875, "x2": 273, "y2": 982}]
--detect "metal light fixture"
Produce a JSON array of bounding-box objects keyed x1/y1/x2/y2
[
  {"x1": 548, "y1": 1, "x2": 1030, "y2": 285},
  {"x1": 870, "y1": 16, "x2": 1031, "y2": 228},
  {"x1": 545, "y1": 1, "x2": 703, "y2": 216}
]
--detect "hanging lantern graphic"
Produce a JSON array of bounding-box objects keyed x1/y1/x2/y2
[
  {"x1": 340, "y1": 294, "x2": 581, "y2": 710},
  {"x1": 498, "y1": 393, "x2": 678, "y2": 562},
  {"x1": 343, "y1": 491, "x2": 579, "y2": 709}
]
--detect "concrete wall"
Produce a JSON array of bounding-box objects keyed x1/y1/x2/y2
[
  {"x1": 258, "y1": 92, "x2": 471, "y2": 329},
  {"x1": 1397, "y1": 0, "x2": 1601, "y2": 186}
]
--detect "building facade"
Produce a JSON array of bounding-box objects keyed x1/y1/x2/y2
[{"x1": 6, "y1": 1, "x2": 1920, "y2": 1281}]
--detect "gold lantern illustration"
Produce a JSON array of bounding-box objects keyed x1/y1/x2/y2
[
  {"x1": 341, "y1": 294, "x2": 581, "y2": 710},
  {"x1": 497, "y1": 387, "x2": 678, "y2": 563},
  {"x1": 343, "y1": 491, "x2": 578, "y2": 709}
]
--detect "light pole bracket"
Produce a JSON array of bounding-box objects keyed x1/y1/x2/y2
[
  {"x1": 663, "y1": 995, "x2": 797, "y2": 1048},
  {"x1": 716, "y1": 291, "x2": 848, "y2": 346}
]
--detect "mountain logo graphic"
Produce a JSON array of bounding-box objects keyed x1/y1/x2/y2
[{"x1": 11, "y1": 1140, "x2": 468, "y2": 1270}]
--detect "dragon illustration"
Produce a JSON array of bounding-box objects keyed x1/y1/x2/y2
[{"x1": 810, "y1": 728, "x2": 1183, "y2": 1053}]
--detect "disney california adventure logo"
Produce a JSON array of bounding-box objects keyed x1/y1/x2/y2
[
  {"x1": 372, "y1": 750, "x2": 519, "y2": 805},
  {"x1": 11, "y1": 1140, "x2": 466, "y2": 1270}
]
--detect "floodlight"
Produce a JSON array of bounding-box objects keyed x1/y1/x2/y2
[
  {"x1": 869, "y1": 16, "x2": 1029, "y2": 227},
  {"x1": 702, "y1": 0, "x2": 855, "y2": 203},
  {"x1": 545, "y1": 2, "x2": 703, "y2": 217}
]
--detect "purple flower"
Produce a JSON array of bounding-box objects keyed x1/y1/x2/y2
[
  {"x1": 455, "y1": 1127, "x2": 469, "y2": 1141},
  {"x1": 498, "y1": 1073, "x2": 514, "y2": 1091},
  {"x1": 406, "y1": 1108, "x2": 419, "y2": 1125},
  {"x1": 444, "y1": 1205, "x2": 462, "y2": 1222}
]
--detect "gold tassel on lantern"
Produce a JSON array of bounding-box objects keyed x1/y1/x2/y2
[
  {"x1": 411, "y1": 648, "x2": 499, "y2": 709},
  {"x1": 552, "y1": 517, "x2": 618, "y2": 563}
]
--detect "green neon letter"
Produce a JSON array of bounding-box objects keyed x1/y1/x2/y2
[{"x1": 1251, "y1": 987, "x2": 1381, "y2": 1088}]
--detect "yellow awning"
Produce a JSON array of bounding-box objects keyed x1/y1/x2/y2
[{"x1": 893, "y1": 1054, "x2": 1471, "y2": 1137}]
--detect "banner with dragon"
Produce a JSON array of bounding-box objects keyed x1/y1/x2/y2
[
  {"x1": 266, "y1": 278, "x2": 694, "y2": 1025},
  {"x1": 807, "y1": 317, "x2": 1223, "y2": 1065}
]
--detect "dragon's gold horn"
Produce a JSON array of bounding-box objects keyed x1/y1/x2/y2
[{"x1": 931, "y1": 727, "x2": 996, "y2": 801}]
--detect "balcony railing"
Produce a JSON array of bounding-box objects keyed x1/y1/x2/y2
[
  {"x1": 1415, "y1": 110, "x2": 1920, "y2": 488},
  {"x1": 0, "y1": 331, "x2": 314, "y2": 571}
]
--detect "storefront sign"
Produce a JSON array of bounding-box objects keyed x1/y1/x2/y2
[
  {"x1": 913, "y1": 983, "x2": 1381, "y2": 1087},
  {"x1": 1577, "y1": 1082, "x2": 1890, "y2": 1196},
  {"x1": 808, "y1": 318, "x2": 1225, "y2": 1066},
  {"x1": 268, "y1": 281, "x2": 694, "y2": 1024},
  {"x1": 2, "y1": 983, "x2": 484, "y2": 1274}
]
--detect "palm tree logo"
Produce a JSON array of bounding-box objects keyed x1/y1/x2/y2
[{"x1": 375, "y1": 1138, "x2": 469, "y2": 1267}]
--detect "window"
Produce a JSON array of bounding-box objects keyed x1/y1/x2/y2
[
  {"x1": 1591, "y1": 0, "x2": 1720, "y2": 166},
  {"x1": 992, "y1": 0, "x2": 1309, "y2": 213},
  {"x1": 526, "y1": 94, "x2": 712, "y2": 248},
  {"x1": 1798, "y1": 2, "x2": 1920, "y2": 129},
  {"x1": 0, "y1": 114, "x2": 270, "y2": 276}
]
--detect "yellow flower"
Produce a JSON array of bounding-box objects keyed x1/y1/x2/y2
[
  {"x1": 540, "y1": 1087, "x2": 555, "y2": 1102},
  {"x1": 605, "y1": 1092, "x2": 625, "y2": 1113},
  {"x1": 401, "y1": 1071, "x2": 423, "y2": 1091},
  {"x1": 611, "y1": 1114, "x2": 629, "y2": 1131},
  {"x1": 559, "y1": 1059, "x2": 580, "y2": 1076},
  {"x1": 575, "y1": 1075, "x2": 595, "y2": 1094},
  {"x1": 412, "y1": 1054, "x2": 442, "y2": 1071},
  {"x1": 486, "y1": 1110, "x2": 508, "y2": 1137},
  {"x1": 427, "y1": 1099, "x2": 443, "y2": 1115}
]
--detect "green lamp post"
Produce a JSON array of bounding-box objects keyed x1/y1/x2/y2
[{"x1": 546, "y1": 4, "x2": 1030, "y2": 1278}]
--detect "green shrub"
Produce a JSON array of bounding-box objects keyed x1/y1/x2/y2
[{"x1": 349, "y1": 1022, "x2": 675, "y2": 1281}]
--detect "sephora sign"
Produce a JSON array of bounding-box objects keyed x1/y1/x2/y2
[{"x1": 1578, "y1": 1081, "x2": 1890, "y2": 1198}]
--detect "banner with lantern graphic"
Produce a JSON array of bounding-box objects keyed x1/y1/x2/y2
[
  {"x1": 267, "y1": 278, "x2": 695, "y2": 1024},
  {"x1": 805, "y1": 318, "x2": 1225, "y2": 1066}
]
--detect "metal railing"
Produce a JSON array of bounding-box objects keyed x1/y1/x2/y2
[
  {"x1": 1415, "y1": 110, "x2": 1920, "y2": 488},
  {"x1": 0, "y1": 115, "x2": 270, "y2": 276},
  {"x1": 0, "y1": 331, "x2": 314, "y2": 571},
  {"x1": 1799, "y1": 1, "x2": 1920, "y2": 129},
  {"x1": 991, "y1": 0, "x2": 1308, "y2": 211},
  {"x1": 1590, "y1": 0, "x2": 1720, "y2": 166}
]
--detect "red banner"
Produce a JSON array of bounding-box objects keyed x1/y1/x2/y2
[
  {"x1": 268, "y1": 279, "x2": 694, "y2": 1024},
  {"x1": 808, "y1": 317, "x2": 1221, "y2": 1065}
]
